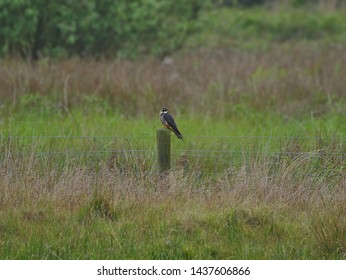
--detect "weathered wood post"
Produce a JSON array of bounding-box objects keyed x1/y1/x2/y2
[{"x1": 157, "y1": 128, "x2": 171, "y2": 174}]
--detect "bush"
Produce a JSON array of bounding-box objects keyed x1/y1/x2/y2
[
  {"x1": 0, "y1": 0, "x2": 204, "y2": 59},
  {"x1": 213, "y1": 0, "x2": 268, "y2": 7}
]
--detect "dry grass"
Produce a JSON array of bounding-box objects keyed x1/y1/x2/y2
[
  {"x1": 0, "y1": 40, "x2": 345, "y2": 259},
  {"x1": 1, "y1": 150, "x2": 344, "y2": 211},
  {"x1": 0, "y1": 151, "x2": 345, "y2": 259},
  {"x1": 1, "y1": 44, "x2": 345, "y2": 117}
]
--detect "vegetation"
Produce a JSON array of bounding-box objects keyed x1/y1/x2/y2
[
  {"x1": 1, "y1": 0, "x2": 346, "y2": 59},
  {"x1": 0, "y1": 0, "x2": 345, "y2": 259},
  {"x1": 0, "y1": 0, "x2": 204, "y2": 59}
]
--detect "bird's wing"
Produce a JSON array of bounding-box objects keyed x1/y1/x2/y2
[{"x1": 164, "y1": 113, "x2": 178, "y2": 129}]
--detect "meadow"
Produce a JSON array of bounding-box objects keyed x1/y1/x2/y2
[{"x1": 0, "y1": 3, "x2": 346, "y2": 260}]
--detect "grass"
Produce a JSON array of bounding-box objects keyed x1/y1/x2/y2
[
  {"x1": 0, "y1": 178, "x2": 345, "y2": 259},
  {"x1": 0, "y1": 106, "x2": 345, "y2": 259},
  {"x1": 0, "y1": 4, "x2": 345, "y2": 258},
  {"x1": 1, "y1": 108, "x2": 344, "y2": 171},
  {"x1": 1, "y1": 43, "x2": 346, "y2": 118},
  {"x1": 187, "y1": 4, "x2": 346, "y2": 51}
]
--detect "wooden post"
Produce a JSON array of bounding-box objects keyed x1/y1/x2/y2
[{"x1": 157, "y1": 129, "x2": 171, "y2": 174}]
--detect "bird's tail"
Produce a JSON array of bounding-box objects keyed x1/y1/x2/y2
[{"x1": 174, "y1": 129, "x2": 183, "y2": 140}]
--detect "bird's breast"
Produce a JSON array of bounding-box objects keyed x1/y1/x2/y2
[{"x1": 160, "y1": 113, "x2": 167, "y2": 125}]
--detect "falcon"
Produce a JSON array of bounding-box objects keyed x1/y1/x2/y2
[{"x1": 160, "y1": 107, "x2": 183, "y2": 140}]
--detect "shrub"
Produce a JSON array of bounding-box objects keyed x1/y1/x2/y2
[{"x1": 0, "y1": 0, "x2": 204, "y2": 59}]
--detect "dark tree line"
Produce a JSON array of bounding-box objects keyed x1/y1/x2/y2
[
  {"x1": 1, "y1": 0, "x2": 339, "y2": 59},
  {"x1": 0, "y1": 0, "x2": 204, "y2": 59}
]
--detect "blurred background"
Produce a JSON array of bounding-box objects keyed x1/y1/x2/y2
[
  {"x1": 0, "y1": 0, "x2": 346, "y2": 118},
  {"x1": 1, "y1": 0, "x2": 346, "y2": 59}
]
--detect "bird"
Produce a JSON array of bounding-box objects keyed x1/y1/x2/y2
[{"x1": 160, "y1": 107, "x2": 183, "y2": 140}]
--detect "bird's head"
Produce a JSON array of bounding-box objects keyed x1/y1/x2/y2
[{"x1": 160, "y1": 107, "x2": 168, "y2": 114}]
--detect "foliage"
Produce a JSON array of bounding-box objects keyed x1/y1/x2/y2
[
  {"x1": 189, "y1": 6, "x2": 346, "y2": 51},
  {"x1": 213, "y1": 0, "x2": 268, "y2": 7},
  {"x1": 1, "y1": 1, "x2": 346, "y2": 59},
  {"x1": 0, "y1": 0, "x2": 204, "y2": 59}
]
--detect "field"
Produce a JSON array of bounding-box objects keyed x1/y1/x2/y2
[{"x1": 0, "y1": 4, "x2": 346, "y2": 260}]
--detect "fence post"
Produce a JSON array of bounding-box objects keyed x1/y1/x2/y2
[{"x1": 157, "y1": 129, "x2": 171, "y2": 174}]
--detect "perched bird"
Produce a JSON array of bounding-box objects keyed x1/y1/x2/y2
[{"x1": 160, "y1": 107, "x2": 183, "y2": 140}]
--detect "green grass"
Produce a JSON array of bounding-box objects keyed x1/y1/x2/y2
[
  {"x1": 1, "y1": 105, "x2": 344, "y2": 172},
  {"x1": 2, "y1": 101, "x2": 345, "y2": 138},
  {"x1": 187, "y1": 5, "x2": 346, "y2": 50},
  {"x1": 1, "y1": 195, "x2": 345, "y2": 259},
  {"x1": 0, "y1": 6, "x2": 346, "y2": 258},
  {"x1": 0, "y1": 104, "x2": 345, "y2": 259}
]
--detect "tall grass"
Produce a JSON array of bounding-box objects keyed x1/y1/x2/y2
[
  {"x1": 0, "y1": 141, "x2": 345, "y2": 259},
  {"x1": 0, "y1": 44, "x2": 345, "y2": 118},
  {"x1": 0, "y1": 111, "x2": 345, "y2": 259},
  {"x1": 0, "y1": 30, "x2": 345, "y2": 259}
]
